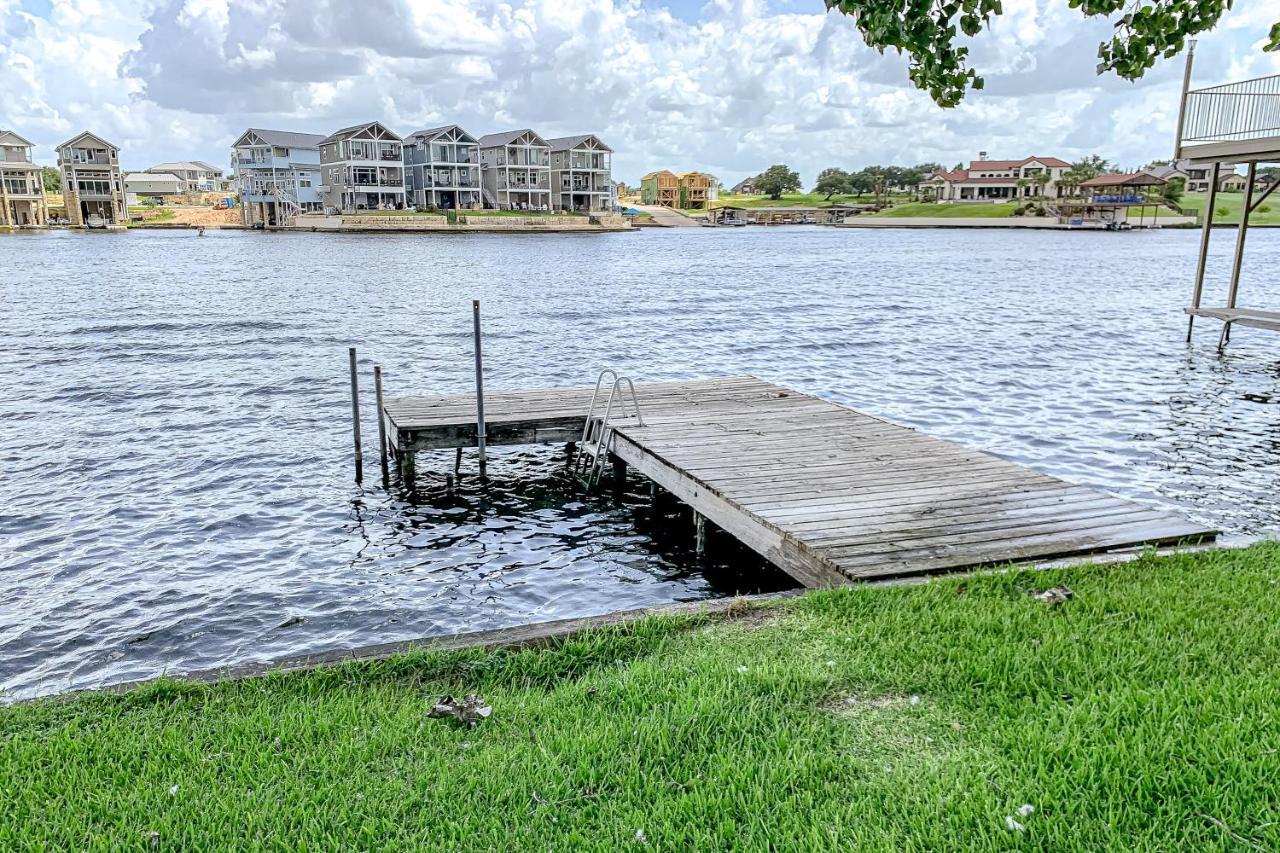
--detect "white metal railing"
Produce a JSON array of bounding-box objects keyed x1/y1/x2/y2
[{"x1": 1182, "y1": 73, "x2": 1280, "y2": 143}]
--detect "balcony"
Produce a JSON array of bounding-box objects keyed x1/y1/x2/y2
[{"x1": 1179, "y1": 72, "x2": 1280, "y2": 161}]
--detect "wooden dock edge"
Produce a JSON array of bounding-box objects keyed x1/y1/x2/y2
[{"x1": 33, "y1": 536, "x2": 1262, "y2": 704}]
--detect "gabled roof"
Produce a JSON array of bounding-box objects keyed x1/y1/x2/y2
[
  {"x1": 234, "y1": 128, "x2": 326, "y2": 149},
  {"x1": 148, "y1": 161, "x2": 216, "y2": 174},
  {"x1": 0, "y1": 129, "x2": 34, "y2": 147},
  {"x1": 966, "y1": 156, "x2": 1070, "y2": 171},
  {"x1": 1079, "y1": 172, "x2": 1166, "y2": 188},
  {"x1": 546, "y1": 134, "x2": 612, "y2": 153},
  {"x1": 126, "y1": 171, "x2": 182, "y2": 184},
  {"x1": 190, "y1": 160, "x2": 222, "y2": 173},
  {"x1": 477, "y1": 129, "x2": 547, "y2": 148},
  {"x1": 319, "y1": 121, "x2": 402, "y2": 145},
  {"x1": 405, "y1": 125, "x2": 478, "y2": 145},
  {"x1": 57, "y1": 130, "x2": 118, "y2": 151}
]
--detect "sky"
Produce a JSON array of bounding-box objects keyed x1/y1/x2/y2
[{"x1": 1, "y1": 0, "x2": 1277, "y2": 185}]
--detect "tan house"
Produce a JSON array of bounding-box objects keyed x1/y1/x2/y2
[
  {"x1": 0, "y1": 130, "x2": 48, "y2": 227},
  {"x1": 57, "y1": 131, "x2": 125, "y2": 227},
  {"x1": 676, "y1": 171, "x2": 710, "y2": 209},
  {"x1": 640, "y1": 170, "x2": 678, "y2": 207},
  {"x1": 923, "y1": 153, "x2": 1071, "y2": 201}
]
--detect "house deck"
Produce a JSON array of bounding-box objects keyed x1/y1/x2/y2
[{"x1": 382, "y1": 376, "x2": 1214, "y2": 587}]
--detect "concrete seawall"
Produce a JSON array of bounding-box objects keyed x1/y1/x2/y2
[{"x1": 285, "y1": 213, "x2": 634, "y2": 234}]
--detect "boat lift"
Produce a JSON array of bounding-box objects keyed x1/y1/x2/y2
[{"x1": 1175, "y1": 42, "x2": 1280, "y2": 350}]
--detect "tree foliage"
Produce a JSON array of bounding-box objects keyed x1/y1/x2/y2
[
  {"x1": 755, "y1": 164, "x2": 802, "y2": 199},
  {"x1": 41, "y1": 166, "x2": 61, "y2": 193},
  {"x1": 825, "y1": 0, "x2": 1280, "y2": 107},
  {"x1": 813, "y1": 167, "x2": 852, "y2": 199}
]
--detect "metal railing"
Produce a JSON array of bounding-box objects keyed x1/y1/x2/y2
[{"x1": 1182, "y1": 73, "x2": 1280, "y2": 143}]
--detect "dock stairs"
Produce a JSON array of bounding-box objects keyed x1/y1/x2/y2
[{"x1": 572, "y1": 369, "x2": 645, "y2": 490}]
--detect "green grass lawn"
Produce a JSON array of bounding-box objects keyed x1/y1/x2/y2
[
  {"x1": 871, "y1": 201, "x2": 1022, "y2": 218},
  {"x1": 1163, "y1": 192, "x2": 1280, "y2": 225},
  {"x1": 4, "y1": 544, "x2": 1279, "y2": 849}
]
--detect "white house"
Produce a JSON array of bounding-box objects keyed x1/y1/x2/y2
[{"x1": 923, "y1": 153, "x2": 1072, "y2": 201}]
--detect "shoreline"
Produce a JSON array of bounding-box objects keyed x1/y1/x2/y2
[{"x1": 24, "y1": 535, "x2": 1256, "y2": 705}]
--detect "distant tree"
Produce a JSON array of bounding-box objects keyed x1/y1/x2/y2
[
  {"x1": 1032, "y1": 172, "x2": 1050, "y2": 197},
  {"x1": 41, "y1": 166, "x2": 61, "y2": 193},
  {"x1": 825, "y1": 0, "x2": 1278, "y2": 108},
  {"x1": 847, "y1": 169, "x2": 876, "y2": 196},
  {"x1": 1161, "y1": 176, "x2": 1186, "y2": 206},
  {"x1": 1070, "y1": 155, "x2": 1111, "y2": 181},
  {"x1": 1257, "y1": 165, "x2": 1280, "y2": 178},
  {"x1": 1145, "y1": 158, "x2": 1171, "y2": 169},
  {"x1": 755, "y1": 164, "x2": 802, "y2": 200},
  {"x1": 813, "y1": 167, "x2": 853, "y2": 200}
]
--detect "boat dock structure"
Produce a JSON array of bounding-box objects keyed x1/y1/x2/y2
[
  {"x1": 377, "y1": 375, "x2": 1214, "y2": 586},
  {"x1": 1174, "y1": 46, "x2": 1280, "y2": 350}
]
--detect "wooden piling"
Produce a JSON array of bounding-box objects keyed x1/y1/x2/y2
[
  {"x1": 348, "y1": 347, "x2": 363, "y2": 483},
  {"x1": 472, "y1": 300, "x2": 487, "y2": 477},
  {"x1": 694, "y1": 511, "x2": 706, "y2": 556},
  {"x1": 374, "y1": 365, "x2": 389, "y2": 485}
]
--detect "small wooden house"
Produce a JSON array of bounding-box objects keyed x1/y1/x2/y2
[{"x1": 640, "y1": 170, "x2": 678, "y2": 207}]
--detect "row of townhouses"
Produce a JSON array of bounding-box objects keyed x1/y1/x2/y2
[{"x1": 232, "y1": 122, "x2": 614, "y2": 226}]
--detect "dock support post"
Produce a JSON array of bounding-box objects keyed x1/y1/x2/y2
[
  {"x1": 348, "y1": 347, "x2": 363, "y2": 484},
  {"x1": 612, "y1": 455, "x2": 627, "y2": 489},
  {"x1": 374, "y1": 365, "x2": 389, "y2": 486},
  {"x1": 472, "y1": 300, "x2": 487, "y2": 477},
  {"x1": 1225, "y1": 162, "x2": 1256, "y2": 342},
  {"x1": 1188, "y1": 162, "x2": 1220, "y2": 341},
  {"x1": 454, "y1": 447, "x2": 463, "y2": 475},
  {"x1": 694, "y1": 511, "x2": 706, "y2": 556},
  {"x1": 398, "y1": 448, "x2": 415, "y2": 488}
]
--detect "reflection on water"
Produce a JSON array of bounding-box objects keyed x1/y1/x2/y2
[{"x1": 1, "y1": 226, "x2": 1278, "y2": 699}]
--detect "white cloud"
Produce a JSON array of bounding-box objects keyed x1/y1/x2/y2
[{"x1": 0, "y1": 0, "x2": 1276, "y2": 181}]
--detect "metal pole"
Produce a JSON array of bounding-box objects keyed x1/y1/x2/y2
[
  {"x1": 348, "y1": 347, "x2": 363, "y2": 483},
  {"x1": 472, "y1": 299, "x2": 487, "y2": 476},
  {"x1": 1173, "y1": 40, "x2": 1196, "y2": 160},
  {"x1": 1227, "y1": 162, "x2": 1256, "y2": 311},
  {"x1": 374, "y1": 365, "x2": 389, "y2": 485},
  {"x1": 1188, "y1": 161, "x2": 1220, "y2": 340}
]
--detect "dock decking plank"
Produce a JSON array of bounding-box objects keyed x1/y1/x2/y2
[{"x1": 384, "y1": 376, "x2": 1215, "y2": 586}]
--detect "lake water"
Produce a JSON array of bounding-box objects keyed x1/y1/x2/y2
[{"x1": 2, "y1": 226, "x2": 1278, "y2": 699}]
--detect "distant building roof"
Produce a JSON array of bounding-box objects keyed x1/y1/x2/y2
[
  {"x1": 147, "y1": 161, "x2": 218, "y2": 174},
  {"x1": 477, "y1": 129, "x2": 547, "y2": 148},
  {"x1": 545, "y1": 134, "x2": 612, "y2": 152},
  {"x1": 57, "y1": 130, "x2": 119, "y2": 152},
  {"x1": 319, "y1": 121, "x2": 402, "y2": 145},
  {"x1": 125, "y1": 172, "x2": 183, "y2": 189},
  {"x1": 1079, "y1": 172, "x2": 1166, "y2": 188},
  {"x1": 0, "y1": 129, "x2": 34, "y2": 147},
  {"x1": 238, "y1": 128, "x2": 327, "y2": 149}
]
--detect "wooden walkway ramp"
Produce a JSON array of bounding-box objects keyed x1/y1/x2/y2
[{"x1": 383, "y1": 376, "x2": 1214, "y2": 586}]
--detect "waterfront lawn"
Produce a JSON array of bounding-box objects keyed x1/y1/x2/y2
[
  {"x1": 870, "y1": 201, "x2": 1020, "y2": 218},
  {"x1": 1162, "y1": 192, "x2": 1280, "y2": 225},
  {"x1": 3, "y1": 544, "x2": 1279, "y2": 849}
]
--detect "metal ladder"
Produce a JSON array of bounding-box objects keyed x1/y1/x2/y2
[{"x1": 573, "y1": 369, "x2": 645, "y2": 490}]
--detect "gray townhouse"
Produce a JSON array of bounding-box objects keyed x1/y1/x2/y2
[
  {"x1": 547, "y1": 134, "x2": 613, "y2": 212},
  {"x1": 56, "y1": 130, "x2": 125, "y2": 227},
  {"x1": 318, "y1": 122, "x2": 405, "y2": 212},
  {"x1": 402, "y1": 125, "x2": 481, "y2": 210},
  {"x1": 478, "y1": 129, "x2": 551, "y2": 210},
  {"x1": 231, "y1": 128, "x2": 326, "y2": 226},
  {"x1": 0, "y1": 130, "x2": 48, "y2": 227}
]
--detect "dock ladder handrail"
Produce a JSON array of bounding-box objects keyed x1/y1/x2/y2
[{"x1": 574, "y1": 370, "x2": 645, "y2": 489}]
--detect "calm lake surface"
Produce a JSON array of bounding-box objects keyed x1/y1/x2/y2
[{"x1": 2, "y1": 226, "x2": 1279, "y2": 699}]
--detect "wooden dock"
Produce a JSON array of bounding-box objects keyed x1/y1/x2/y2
[{"x1": 382, "y1": 376, "x2": 1214, "y2": 586}]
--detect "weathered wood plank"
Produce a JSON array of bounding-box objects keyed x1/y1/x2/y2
[{"x1": 381, "y1": 374, "x2": 1214, "y2": 589}]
